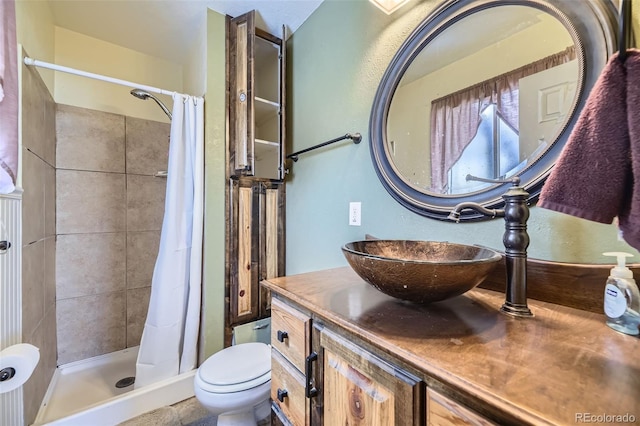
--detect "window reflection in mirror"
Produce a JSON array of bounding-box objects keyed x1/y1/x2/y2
[
  {"x1": 447, "y1": 104, "x2": 522, "y2": 194},
  {"x1": 386, "y1": 5, "x2": 577, "y2": 195}
]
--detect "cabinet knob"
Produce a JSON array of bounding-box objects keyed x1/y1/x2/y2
[
  {"x1": 277, "y1": 388, "x2": 288, "y2": 402},
  {"x1": 277, "y1": 330, "x2": 288, "y2": 342}
]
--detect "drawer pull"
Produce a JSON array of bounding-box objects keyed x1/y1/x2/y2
[
  {"x1": 305, "y1": 352, "x2": 318, "y2": 398},
  {"x1": 277, "y1": 330, "x2": 289, "y2": 342},
  {"x1": 277, "y1": 388, "x2": 288, "y2": 402}
]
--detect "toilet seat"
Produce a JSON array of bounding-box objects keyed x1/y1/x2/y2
[{"x1": 196, "y1": 342, "x2": 271, "y2": 393}]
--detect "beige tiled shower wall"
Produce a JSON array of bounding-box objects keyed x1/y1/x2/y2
[
  {"x1": 55, "y1": 104, "x2": 169, "y2": 365},
  {"x1": 21, "y1": 53, "x2": 58, "y2": 425}
]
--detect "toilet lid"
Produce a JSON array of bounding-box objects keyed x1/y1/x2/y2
[{"x1": 198, "y1": 342, "x2": 270, "y2": 393}]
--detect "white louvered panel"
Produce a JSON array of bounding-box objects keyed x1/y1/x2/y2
[{"x1": 0, "y1": 192, "x2": 24, "y2": 426}]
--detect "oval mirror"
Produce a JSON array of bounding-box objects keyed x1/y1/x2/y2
[{"x1": 370, "y1": 0, "x2": 617, "y2": 221}]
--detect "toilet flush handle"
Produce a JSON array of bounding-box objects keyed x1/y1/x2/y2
[{"x1": 0, "y1": 240, "x2": 11, "y2": 254}]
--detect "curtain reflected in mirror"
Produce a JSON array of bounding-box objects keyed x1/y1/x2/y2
[
  {"x1": 387, "y1": 5, "x2": 578, "y2": 195},
  {"x1": 447, "y1": 104, "x2": 521, "y2": 194}
]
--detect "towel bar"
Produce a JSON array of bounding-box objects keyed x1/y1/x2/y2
[{"x1": 287, "y1": 132, "x2": 362, "y2": 162}]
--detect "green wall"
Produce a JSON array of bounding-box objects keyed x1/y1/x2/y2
[
  {"x1": 285, "y1": 0, "x2": 640, "y2": 275},
  {"x1": 202, "y1": 9, "x2": 226, "y2": 358}
]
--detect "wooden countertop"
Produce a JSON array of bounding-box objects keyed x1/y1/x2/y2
[{"x1": 262, "y1": 267, "x2": 640, "y2": 426}]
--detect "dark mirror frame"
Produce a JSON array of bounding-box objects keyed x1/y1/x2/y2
[{"x1": 370, "y1": 0, "x2": 617, "y2": 221}]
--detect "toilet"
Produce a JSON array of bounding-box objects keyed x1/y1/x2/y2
[{"x1": 194, "y1": 320, "x2": 272, "y2": 425}]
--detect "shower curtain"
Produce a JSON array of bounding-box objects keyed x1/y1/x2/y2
[{"x1": 135, "y1": 93, "x2": 204, "y2": 388}]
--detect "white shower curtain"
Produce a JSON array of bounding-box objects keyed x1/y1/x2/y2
[{"x1": 135, "y1": 93, "x2": 204, "y2": 388}]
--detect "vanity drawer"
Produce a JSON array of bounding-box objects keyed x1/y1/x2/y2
[
  {"x1": 271, "y1": 349, "x2": 308, "y2": 426},
  {"x1": 271, "y1": 298, "x2": 311, "y2": 371},
  {"x1": 427, "y1": 388, "x2": 496, "y2": 426}
]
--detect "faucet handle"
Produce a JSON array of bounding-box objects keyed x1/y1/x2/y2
[{"x1": 466, "y1": 174, "x2": 520, "y2": 186}]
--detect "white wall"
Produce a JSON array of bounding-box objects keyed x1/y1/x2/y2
[
  {"x1": 15, "y1": 0, "x2": 56, "y2": 93},
  {"x1": 54, "y1": 27, "x2": 182, "y2": 122},
  {"x1": 183, "y1": 23, "x2": 207, "y2": 98},
  {"x1": 17, "y1": 2, "x2": 199, "y2": 122}
]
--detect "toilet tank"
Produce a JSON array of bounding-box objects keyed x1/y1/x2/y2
[{"x1": 232, "y1": 318, "x2": 271, "y2": 345}]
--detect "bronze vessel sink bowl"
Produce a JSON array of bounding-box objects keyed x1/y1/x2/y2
[{"x1": 342, "y1": 240, "x2": 502, "y2": 304}]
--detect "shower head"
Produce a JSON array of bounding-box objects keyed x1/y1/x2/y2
[
  {"x1": 130, "y1": 89, "x2": 172, "y2": 120},
  {"x1": 130, "y1": 88, "x2": 151, "y2": 100}
]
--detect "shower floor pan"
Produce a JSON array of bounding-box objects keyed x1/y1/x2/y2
[{"x1": 33, "y1": 346, "x2": 195, "y2": 425}]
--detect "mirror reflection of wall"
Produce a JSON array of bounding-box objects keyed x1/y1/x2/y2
[{"x1": 387, "y1": 5, "x2": 576, "y2": 195}]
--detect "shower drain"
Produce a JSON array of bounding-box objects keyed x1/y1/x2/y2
[{"x1": 115, "y1": 376, "x2": 136, "y2": 388}]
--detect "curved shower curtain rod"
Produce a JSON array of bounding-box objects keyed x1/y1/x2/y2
[{"x1": 23, "y1": 57, "x2": 202, "y2": 100}]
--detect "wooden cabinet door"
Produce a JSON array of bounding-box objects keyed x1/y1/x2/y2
[
  {"x1": 228, "y1": 11, "x2": 254, "y2": 176},
  {"x1": 258, "y1": 180, "x2": 285, "y2": 317},
  {"x1": 228, "y1": 178, "x2": 285, "y2": 327},
  {"x1": 317, "y1": 327, "x2": 424, "y2": 426},
  {"x1": 228, "y1": 10, "x2": 285, "y2": 180},
  {"x1": 229, "y1": 178, "x2": 260, "y2": 324}
]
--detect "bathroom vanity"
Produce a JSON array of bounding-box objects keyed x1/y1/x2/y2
[{"x1": 263, "y1": 267, "x2": 640, "y2": 425}]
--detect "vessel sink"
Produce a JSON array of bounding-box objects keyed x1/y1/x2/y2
[{"x1": 342, "y1": 240, "x2": 502, "y2": 304}]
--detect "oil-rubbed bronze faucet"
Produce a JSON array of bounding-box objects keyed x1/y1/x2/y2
[{"x1": 448, "y1": 176, "x2": 533, "y2": 318}]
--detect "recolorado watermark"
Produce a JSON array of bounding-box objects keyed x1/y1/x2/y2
[{"x1": 575, "y1": 413, "x2": 636, "y2": 423}]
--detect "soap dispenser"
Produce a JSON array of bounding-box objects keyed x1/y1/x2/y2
[{"x1": 603, "y1": 252, "x2": 640, "y2": 336}]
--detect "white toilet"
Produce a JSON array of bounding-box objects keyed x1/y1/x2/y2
[{"x1": 194, "y1": 320, "x2": 272, "y2": 425}]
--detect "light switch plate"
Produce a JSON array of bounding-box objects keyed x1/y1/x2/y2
[{"x1": 349, "y1": 202, "x2": 361, "y2": 226}]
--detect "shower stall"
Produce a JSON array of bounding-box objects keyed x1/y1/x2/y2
[{"x1": 20, "y1": 57, "x2": 204, "y2": 425}]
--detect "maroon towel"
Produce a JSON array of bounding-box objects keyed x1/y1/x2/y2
[
  {"x1": 539, "y1": 50, "x2": 639, "y2": 250},
  {"x1": 619, "y1": 50, "x2": 640, "y2": 249}
]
